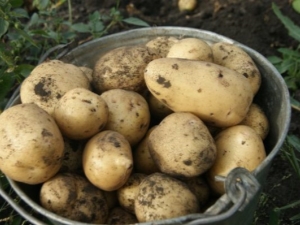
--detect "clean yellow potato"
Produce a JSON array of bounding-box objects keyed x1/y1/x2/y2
[
  {"x1": 144, "y1": 58, "x2": 254, "y2": 127},
  {"x1": 106, "y1": 207, "x2": 138, "y2": 224},
  {"x1": 207, "y1": 125, "x2": 266, "y2": 195},
  {"x1": 135, "y1": 173, "x2": 200, "y2": 222},
  {"x1": 133, "y1": 126, "x2": 160, "y2": 174},
  {"x1": 40, "y1": 173, "x2": 109, "y2": 223},
  {"x1": 101, "y1": 89, "x2": 151, "y2": 146},
  {"x1": 0, "y1": 103, "x2": 64, "y2": 184},
  {"x1": 92, "y1": 46, "x2": 154, "y2": 93},
  {"x1": 20, "y1": 59, "x2": 91, "y2": 116},
  {"x1": 117, "y1": 173, "x2": 147, "y2": 214},
  {"x1": 146, "y1": 36, "x2": 179, "y2": 58},
  {"x1": 178, "y1": 0, "x2": 197, "y2": 11},
  {"x1": 82, "y1": 130, "x2": 133, "y2": 191},
  {"x1": 167, "y1": 38, "x2": 213, "y2": 62},
  {"x1": 53, "y1": 88, "x2": 109, "y2": 140},
  {"x1": 212, "y1": 42, "x2": 261, "y2": 95},
  {"x1": 148, "y1": 112, "x2": 217, "y2": 177},
  {"x1": 239, "y1": 103, "x2": 269, "y2": 140}
]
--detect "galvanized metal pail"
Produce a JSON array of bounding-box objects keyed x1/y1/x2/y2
[{"x1": 0, "y1": 27, "x2": 291, "y2": 225}]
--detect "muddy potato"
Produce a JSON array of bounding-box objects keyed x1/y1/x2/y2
[
  {"x1": 212, "y1": 42, "x2": 261, "y2": 95},
  {"x1": 20, "y1": 60, "x2": 91, "y2": 116},
  {"x1": 148, "y1": 112, "x2": 217, "y2": 177},
  {"x1": 82, "y1": 130, "x2": 133, "y2": 191},
  {"x1": 92, "y1": 46, "x2": 154, "y2": 93},
  {"x1": 0, "y1": 103, "x2": 64, "y2": 184},
  {"x1": 101, "y1": 89, "x2": 151, "y2": 146},
  {"x1": 239, "y1": 103, "x2": 269, "y2": 140},
  {"x1": 207, "y1": 125, "x2": 266, "y2": 195},
  {"x1": 133, "y1": 126, "x2": 160, "y2": 174},
  {"x1": 40, "y1": 173, "x2": 109, "y2": 223},
  {"x1": 144, "y1": 58, "x2": 253, "y2": 127},
  {"x1": 135, "y1": 173, "x2": 200, "y2": 222},
  {"x1": 107, "y1": 207, "x2": 138, "y2": 224},
  {"x1": 117, "y1": 173, "x2": 147, "y2": 214},
  {"x1": 53, "y1": 88, "x2": 109, "y2": 140},
  {"x1": 167, "y1": 38, "x2": 213, "y2": 62},
  {"x1": 146, "y1": 36, "x2": 179, "y2": 58}
]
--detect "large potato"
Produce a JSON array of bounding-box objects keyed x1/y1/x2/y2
[
  {"x1": 144, "y1": 58, "x2": 253, "y2": 127},
  {"x1": 0, "y1": 103, "x2": 64, "y2": 184},
  {"x1": 101, "y1": 89, "x2": 151, "y2": 146},
  {"x1": 40, "y1": 173, "x2": 109, "y2": 223},
  {"x1": 53, "y1": 88, "x2": 109, "y2": 140},
  {"x1": 207, "y1": 125, "x2": 266, "y2": 195},
  {"x1": 20, "y1": 59, "x2": 91, "y2": 116},
  {"x1": 135, "y1": 173, "x2": 200, "y2": 222},
  {"x1": 92, "y1": 46, "x2": 154, "y2": 93},
  {"x1": 82, "y1": 130, "x2": 133, "y2": 191},
  {"x1": 148, "y1": 112, "x2": 217, "y2": 177},
  {"x1": 212, "y1": 42, "x2": 261, "y2": 95}
]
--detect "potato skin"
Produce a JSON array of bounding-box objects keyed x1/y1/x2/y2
[
  {"x1": 144, "y1": 58, "x2": 253, "y2": 127},
  {"x1": 82, "y1": 130, "x2": 133, "y2": 191},
  {"x1": 40, "y1": 173, "x2": 109, "y2": 223},
  {"x1": 207, "y1": 125, "x2": 266, "y2": 195},
  {"x1": 107, "y1": 207, "x2": 138, "y2": 224},
  {"x1": 146, "y1": 36, "x2": 179, "y2": 58},
  {"x1": 148, "y1": 112, "x2": 217, "y2": 177},
  {"x1": 212, "y1": 42, "x2": 261, "y2": 95},
  {"x1": 20, "y1": 60, "x2": 91, "y2": 116},
  {"x1": 92, "y1": 46, "x2": 154, "y2": 93},
  {"x1": 135, "y1": 173, "x2": 200, "y2": 222},
  {"x1": 0, "y1": 103, "x2": 64, "y2": 184}
]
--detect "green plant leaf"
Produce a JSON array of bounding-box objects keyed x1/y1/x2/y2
[
  {"x1": 0, "y1": 72, "x2": 15, "y2": 102},
  {"x1": 11, "y1": 8, "x2": 28, "y2": 18},
  {"x1": 71, "y1": 22, "x2": 90, "y2": 33},
  {"x1": 9, "y1": 0, "x2": 23, "y2": 7},
  {"x1": 15, "y1": 27, "x2": 38, "y2": 48},
  {"x1": 123, "y1": 17, "x2": 150, "y2": 27},
  {"x1": 287, "y1": 135, "x2": 300, "y2": 152},
  {"x1": 292, "y1": 0, "x2": 300, "y2": 14},
  {"x1": 0, "y1": 18, "x2": 9, "y2": 38},
  {"x1": 277, "y1": 48, "x2": 300, "y2": 57},
  {"x1": 272, "y1": 3, "x2": 300, "y2": 42},
  {"x1": 267, "y1": 55, "x2": 282, "y2": 64},
  {"x1": 33, "y1": 0, "x2": 49, "y2": 10}
]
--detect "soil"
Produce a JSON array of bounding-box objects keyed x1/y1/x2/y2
[{"x1": 1, "y1": 0, "x2": 300, "y2": 224}]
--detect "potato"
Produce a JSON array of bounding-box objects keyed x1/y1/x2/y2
[
  {"x1": 0, "y1": 103, "x2": 64, "y2": 184},
  {"x1": 20, "y1": 59, "x2": 91, "y2": 116},
  {"x1": 107, "y1": 207, "x2": 138, "y2": 224},
  {"x1": 40, "y1": 173, "x2": 109, "y2": 223},
  {"x1": 147, "y1": 92, "x2": 173, "y2": 120},
  {"x1": 133, "y1": 126, "x2": 160, "y2": 174},
  {"x1": 92, "y1": 46, "x2": 154, "y2": 93},
  {"x1": 178, "y1": 0, "x2": 197, "y2": 11},
  {"x1": 101, "y1": 89, "x2": 151, "y2": 146},
  {"x1": 117, "y1": 173, "x2": 147, "y2": 214},
  {"x1": 144, "y1": 58, "x2": 253, "y2": 127},
  {"x1": 53, "y1": 88, "x2": 109, "y2": 140},
  {"x1": 239, "y1": 103, "x2": 269, "y2": 140},
  {"x1": 135, "y1": 172, "x2": 199, "y2": 222},
  {"x1": 167, "y1": 38, "x2": 213, "y2": 62},
  {"x1": 207, "y1": 125, "x2": 266, "y2": 195},
  {"x1": 148, "y1": 112, "x2": 217, "y2": 177},
  {"x1": 212, "y1": 42, "x2": 261, "y2": 95},
  {"x1": 146, "y1": 36, "x2": 179, "y2": 58},
  {"x1": 82, "y1": 130, "x2": 133, "y2": 191}
]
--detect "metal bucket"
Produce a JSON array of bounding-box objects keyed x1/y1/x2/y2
[{"x1": 0, "y1": 27, "x2": 291, "y2": 225}]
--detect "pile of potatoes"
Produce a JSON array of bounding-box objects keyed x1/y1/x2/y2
[{"x1": 0, "y1": 35, "x2": 269, "y2": 224}]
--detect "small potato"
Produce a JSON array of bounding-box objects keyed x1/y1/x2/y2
[
  {"x1": 20, "y1": 60, "x2": 91, "y2": 116},
  {"x1": 133, "y1": 126, "x2": 160, "y2": 174},
  {"x1": 144, "y1": 58, "x2": 254, "y2": 127},
  {"x1": 135, "y1": 173, "x2": 199, "y2": 222},
  {"x1": 167, "y1": 38, "x2": 213, "y2": 62},
  {"x1": 239, "y1": 103, "x2": 269, "y2": 140},
  {"x1": 178, "y1": 0, "x2": 197, "y2": 11},
  {"x1": 40, "y1": 173, "x2": 109, "y2": 223},
  {"x1": 207, "y1": 125, "x2": 266, "y2": 195},
  {"x1": 101, "y1": 89, "x2": 151, "y2": 146},
  {"x1": 0, "y1": 103, "x2": 64, "y2": 184},
  {"x1": 117, "y1": 173, "x2": 147, "y2": 214},
  {"x1": 53, "y1": 88, "x2": 109, "y2": 140},
  {"x1": 148, "y1": 112, "x2": 217, "y2": 177},
  {"x1": 146, "y1": 36, "x2": 179, "y2": 58},
  {"x1": 92, "y1": 46, "x2": 154, "y2": 93},
  {"x1": 82, "y1": 130, "x2": 133, "y2": 191},
  {"x1": 107, "y1": 207, "x2": 138, "y2": 224},
  {"x1": 212, "y1": 42, "x2": 261, "y2": 95}
]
